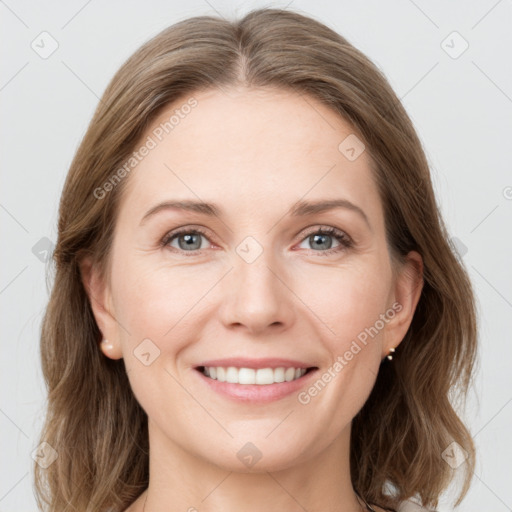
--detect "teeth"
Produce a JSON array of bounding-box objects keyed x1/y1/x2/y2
[
  {"x1": 238, "y1": 368, "x2": 256, "y2": 384},
  {"x1": 201, "y1": 366, "x2": 308, "y2": 385},
  {"x1": 285, "y1": 367, "x2": 296, "y2": 381}
]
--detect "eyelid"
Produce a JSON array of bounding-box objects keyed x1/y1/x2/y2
[{"x1": 297, "y1": 224, "x2": 352, "y2": 242}]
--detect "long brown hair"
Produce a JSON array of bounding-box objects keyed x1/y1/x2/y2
[{"x1": 35, "y1": 8, "x2": 478, "y2": 511}]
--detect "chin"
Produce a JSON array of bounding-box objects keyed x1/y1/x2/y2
[{"x1": 199, "y1": 439, "x2": 315, "y2": 474}]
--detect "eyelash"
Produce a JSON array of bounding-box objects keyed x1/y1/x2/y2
[{"x1": 160, "y1": 226, "x2": 353, "y2": 257}]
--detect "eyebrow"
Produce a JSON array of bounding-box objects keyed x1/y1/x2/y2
[{"x1": 140, "y1": 198, "x2": 371, "y2": 228}]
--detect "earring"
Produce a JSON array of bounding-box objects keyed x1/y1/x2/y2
[
  {"x1": 99, "y1": 338, "x2": 123, "y2": 360},
  {"x1": 387, "y1": 347, "x2": 395, "y2": 360},
  {"x1": 100, "y1": 338, "x2": 114, "y2": 352}
]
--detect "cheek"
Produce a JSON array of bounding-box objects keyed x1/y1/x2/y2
[
  {"x1": 111, "y1": 260, "x2": 204, "y2": 412},
  {"x1": 295, "y1": 267, "x2": 389, "y2": 427},
  {"x1": 295, "y1": 258, "x2": 392, "y2": 347},
  {"x1": 316, "y1": 263, "x2": 391, "y2": 406},
  {"x1": 112, "y1": 256, "x2": 211, "y2": 341}
]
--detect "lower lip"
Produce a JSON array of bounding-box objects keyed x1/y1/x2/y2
[{"x1": 195, "y1": 368, "x2": 318, "y2": 403}]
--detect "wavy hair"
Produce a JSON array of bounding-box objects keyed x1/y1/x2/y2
[{"x1": 34, "y1": 8, "x2": 478, "y2": 511}]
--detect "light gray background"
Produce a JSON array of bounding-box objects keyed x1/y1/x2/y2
[{"x1": 1, "y1": 1, "x2": 511, "y2": 510}]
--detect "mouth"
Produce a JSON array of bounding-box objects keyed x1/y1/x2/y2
[
  {"x1": 193, "y1": 359, "x2": 319, "y2": 403},
  {"x1": 196, "y1": 365, "x2": 317, "y2": 385}
]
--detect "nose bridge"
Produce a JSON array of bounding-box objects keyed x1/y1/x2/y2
[
  {"x1": 220, "y1": 233, "x2": 294, "y2": 332},
  {"x1": 233, "y1": 234, "x2": 282, "y2": 298}
]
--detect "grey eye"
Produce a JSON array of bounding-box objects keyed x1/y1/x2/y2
[
  {"x1": 170, "y1": 232, "x2": 206, "y2": 251},
  {"x1": 309, "y1": 233, "x2": 334, "y2": 250}
]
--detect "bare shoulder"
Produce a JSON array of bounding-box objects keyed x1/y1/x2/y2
[
  {"x1": 368, "y1": 500, "x2": 437, "y2": 512},
  {"x1": 396, "y1": 499, "x2": 438, "y2": 512}
]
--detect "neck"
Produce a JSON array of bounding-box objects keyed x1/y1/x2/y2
[{"x1": 139, "y1": 420, "x2": 365, "y2": 512}]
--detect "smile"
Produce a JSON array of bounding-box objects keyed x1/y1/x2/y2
[
  {"x1": 194, "y1": 358, "x2": 318, "y2": 402},
  {"x1": 199, "y1": 366, "x2": 311, "y2": 385}
]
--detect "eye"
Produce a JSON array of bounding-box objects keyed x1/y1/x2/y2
[
  {"x1": 161, "y1": 225, "x2": 353, "y2": 256},
  {"x1": 296, "y1": 226, "x2": 353, "y2": 255},
  {"x1": 161, "y1": 227, "x2": 211, "y2": 254}
]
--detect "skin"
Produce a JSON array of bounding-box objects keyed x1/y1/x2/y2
[{"x1": 82, "y1": 86, "x2": 423, "y2": 512}]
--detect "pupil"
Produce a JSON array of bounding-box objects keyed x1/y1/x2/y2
[
  {"x1": 179, "y1": 234, "x2": 201, "y2": 250},
  {"x1": 312, "y1": 233, "x2": 332, "y2": 250}
]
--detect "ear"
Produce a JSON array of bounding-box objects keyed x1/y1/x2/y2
[
  {"x1": 80, "y1": 256, "x2": 123, "y2": 360},
  {"x1": 383, "y1": 250, "x2": 424, "y2": 358}
]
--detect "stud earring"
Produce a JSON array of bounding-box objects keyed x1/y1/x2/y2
[
  {"x1": 387, "y1": 347, "x2": 395, "y2": 360},
  {"x1": 99, "y1": 338, "x2": 123, "y2": 360},
  {"x1": 100, "y1": 338, "x2": 114, "y2": 352}
]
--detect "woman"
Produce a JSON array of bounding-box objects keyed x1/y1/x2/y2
[{"x1": 34, "y1": 8, "x2": 477, "y2": 512}]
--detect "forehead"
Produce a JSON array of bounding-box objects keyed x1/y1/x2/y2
[{"x1": 119, "y1": 86, "x2": 382, "y2": 225}]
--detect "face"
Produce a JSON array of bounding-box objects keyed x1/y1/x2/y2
[{"x1": 85, "y1": 86, "x2": 422, "y2": 472}]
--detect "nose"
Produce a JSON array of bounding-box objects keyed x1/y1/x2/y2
[{"x1": 218, "y1": 243, "x2": 296, "y2": 336}]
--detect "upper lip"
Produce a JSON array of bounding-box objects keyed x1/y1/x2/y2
[{"x1": 196, "y1": 358, "x2": 316, "y2": 370}]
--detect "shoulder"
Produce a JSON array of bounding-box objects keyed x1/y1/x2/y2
[
  {"x1": 396, "y1": 499, "x2": 438, "y2": 512},
  {"x1": 370, "y1": 499, "x2": 438, "y2": 512}
]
